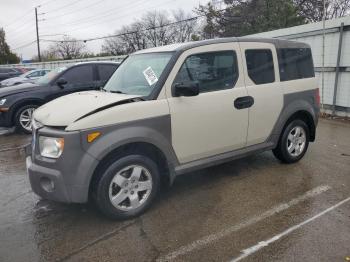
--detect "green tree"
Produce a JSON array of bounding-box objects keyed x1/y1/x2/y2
[
  {"x1": 197, "y1": 0, "x2": 305, "y2": 38},
  {"x1": 0, "y1": 28, "x2": 20, "y2": 64}
]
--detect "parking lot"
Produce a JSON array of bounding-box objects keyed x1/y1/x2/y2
[{"x1": 0, "y1": 118, "x2": 349, "y2": 262}]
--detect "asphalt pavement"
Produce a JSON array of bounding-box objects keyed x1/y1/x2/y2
[{"x1": 0, "y1": 118, "x2": 349, "y2": 262}]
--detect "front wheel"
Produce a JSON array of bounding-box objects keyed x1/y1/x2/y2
[
  {"x1": 14, "y1": 104, "x2": 38, "y2": 134},
  {"x1": 273, "y1": 119, "x2": 310, "y2": 163},
  {"x1": 93, "y1": 154, "x2": 160, "y2": 220}
]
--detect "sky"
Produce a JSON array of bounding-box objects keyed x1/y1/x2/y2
[{"x1": 0, "y1": 0, "x2": 209, "y2": 60}]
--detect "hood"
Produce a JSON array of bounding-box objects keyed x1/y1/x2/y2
[
  {"x1": 34, "y1": 91, "x2": 141, "y2": 127},
  {"x1": 1, "y1": 76, "x2": 26, "y2": 84},
  {"x1": 0, "y1": 82, "x2": 39, "y2": 96}
]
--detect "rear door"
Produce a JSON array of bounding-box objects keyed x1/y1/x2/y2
[
  {"x1": 239, "y1": 42, "x2": 283, "y2": 146},
  {"x1": 96, "y1": 64, "x2": 119, "y2": 88}
]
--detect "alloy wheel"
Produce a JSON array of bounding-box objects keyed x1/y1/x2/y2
[
  {"x1": 109, "y1": 165, "x2": 153, "y2": 211},
  {"x1": 19, "y1": 108, "x2": 35, "y2": 132},
  {"x1": 287, "y1": 126, "x2": 306, "y2": 157}
]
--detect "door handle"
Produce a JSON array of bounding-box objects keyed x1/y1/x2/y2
[{"x1": 234, "y1": 96, "x2": 254, "y2": 110}]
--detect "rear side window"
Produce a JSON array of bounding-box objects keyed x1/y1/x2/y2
[
  {"x1": 245, "y1": 49, "x2": 275, "y2": 85},
  {"x1": 62, "y1": 65, "x2": 93, "y2": 84},
  {"x1": 98, "y1": 64, "x2": 118, "y2": 81},
  {"x1": 278, "y1": 48, "x2": 315, "y2": 81},
  {"x1": 174, "y1": 51, "x2": 239, "y2": 93}
]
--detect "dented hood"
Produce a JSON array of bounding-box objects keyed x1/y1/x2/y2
[{"x1": 34, "y1": 91, "x2": 141, "y2": 127}]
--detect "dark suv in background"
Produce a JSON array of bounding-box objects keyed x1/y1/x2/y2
[
  {"x1": 0, "y1": 61, "x2": 119, "y2": 133},
  {"x1": 0, "y1": 68, "x2": 22, "y2": 82}
]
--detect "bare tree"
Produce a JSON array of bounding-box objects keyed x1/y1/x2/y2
[
  {"x1": 142, "y1": 11, "x2": 172, "y2": 47},
  {"x1": 49, "y1": 36, "x2": 87, "y2": 60},
  {"x1": 101, "y1": 36, "x2": 128, "y2": 55},
  {"x1": 294, "y1": 0, "x2": 350, "y2": 22},
  {"x1": 101, "y1": 9, "x2": 198, "y2": 55},
  {"x1": 170, "y1": 9, "x2": 198, "y2": 43}
]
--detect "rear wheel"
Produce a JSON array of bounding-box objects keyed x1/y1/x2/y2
[
  {"x1": 14, "y1": 104, "x2": 38, "y2": 134},
  {"x1": 93, "y1": 154, "x2": 160, "y2": 220},
  {"x1": 273, "y1": 119, "x2": 310, "y2": 163}
]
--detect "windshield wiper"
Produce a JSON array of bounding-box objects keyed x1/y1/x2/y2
[{"x1": 109, "y1": 90, "x2": 126, "y2": 94}]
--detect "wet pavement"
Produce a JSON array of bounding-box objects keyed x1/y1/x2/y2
[{"x1": 0, "y1": 118, "x2": 349, "y2": 262}]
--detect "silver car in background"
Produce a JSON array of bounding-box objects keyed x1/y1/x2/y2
[{"x1": 0, "y1": 69, "x2": 51, "y2": 87}]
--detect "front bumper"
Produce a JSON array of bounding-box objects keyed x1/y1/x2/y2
[
  {"x1": 0, "y1": 111, "x2": 12, "y2": 127},
  {"x1": 26, "y1": 155, "x2": 71, "y2": 202},
  {"x1": 26, "y1": 126, "x2": 99, "y2": 203}
]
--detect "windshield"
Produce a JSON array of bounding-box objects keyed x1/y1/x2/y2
[
  {"x1": 37, "y1": 67, "x2": 67, "y2": 85},
  {"x1": 103, "y1": 52, "x2": 173, "y2": 96},
  {"x1": 20, "y1": 71, "x2": 34, "y2": 78}
]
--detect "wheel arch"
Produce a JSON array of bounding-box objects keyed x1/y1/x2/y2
[
  {"x1": 88, "y1": 141, "x2": 173, "y2": 200},
  {"x1": 269, "y1": 98, "x2": 318, "y2": 146},
  {"x1": 11, "y1": 98, "x2": 45, "y2": 124},
  {"x1": 282, "y1": 110, "x2": 316, "y2": 141}
]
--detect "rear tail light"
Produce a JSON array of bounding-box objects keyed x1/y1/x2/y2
[{"x1": 315, "y1": 88, "x2": 320, "y2": 106}]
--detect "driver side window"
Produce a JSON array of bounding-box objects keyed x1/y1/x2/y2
[
  {"x1": 173, "y1": 51, "x2": 239, "y2": 93},
  {"x1": 61, "y1": 65, "x2": 93, "y2": 87}
]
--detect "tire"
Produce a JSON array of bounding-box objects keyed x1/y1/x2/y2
[
  {"x1": 14, "y1": 104, "x2": 38, "y2": 134},
  {"x1": 93, "y1": 154, "x2": 160, "y2": 220},
  {"x1": 273, "y1": 119, "x2": 310, "y2": 164}
]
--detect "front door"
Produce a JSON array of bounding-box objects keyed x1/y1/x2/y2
[
  {"x1": 165, "y1": 43, "x2": 249, "y2": 164},
  {"x1": 49, "y1": 64, "x2": 96, "y2": 101}
]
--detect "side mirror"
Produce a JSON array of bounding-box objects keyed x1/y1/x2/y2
[
  {"x1": 56, "y1": 78, "x2": 67, "y2": 88},
  {"x1": 173, "y1": 82, "x2": 199, "y2": 97}
]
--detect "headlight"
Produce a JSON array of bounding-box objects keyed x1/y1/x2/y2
[
  {"x1": 0, "y1": 99, "x2": 6, "y2": 106},
  {"x1": 39, "y1": 136, "x2": 64, "y2": 158}
]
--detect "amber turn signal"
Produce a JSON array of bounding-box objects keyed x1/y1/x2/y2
[{"x1": 87, "y1": 132, "x2": 101, "y2": 143}]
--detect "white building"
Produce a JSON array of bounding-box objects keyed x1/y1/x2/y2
[{"x1": 249, "y1": 16, "x2": 350, "y2": 116}]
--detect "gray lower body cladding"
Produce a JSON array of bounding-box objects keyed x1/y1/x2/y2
[
  {"x1": 267, "y1": 89, "x2": 319, "y2": 145},
  {"x1": 26, "y1": 115, "x2": 175, "y2": 204}
]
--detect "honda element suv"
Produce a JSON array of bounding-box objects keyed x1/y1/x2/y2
[{"x1": 26, "y1": 38, "x2": 319, "y2": 219}]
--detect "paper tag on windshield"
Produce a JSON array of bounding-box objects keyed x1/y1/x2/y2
[{"x1": 143, "y1": 67, "x2": 158, "y2": 86}]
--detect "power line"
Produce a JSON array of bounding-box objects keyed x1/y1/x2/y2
[
  {"x1": 40, "y1": 0, "x2": 148, "y2": 28},
  {"x1": 41, "y1": 15, "x2": 200, "y2": 43},
  {"x1": 39, "y1": 0, "x2": 226, "y2": 42},
  {"x1": 2, "y1": 0, "x2": 63, "y2": 28},
  {"x1": 40, "y1": 0, "x2": 174, "y2": 35},
  {"x1": 3, "y1": 9, "x2": 33, "y2": 28},
  {"x1": 37, "y1": 0, "x2": 58, "y2": 7},
  {"x1": 12, "y1": 40, "x2": 37, "y2": 50},
  {"x1": 42, "y1": 0, "x2": 85, "y2": 13},
  {"x1": 43, "y1": 0, "x2": 106, "y2": 20}
]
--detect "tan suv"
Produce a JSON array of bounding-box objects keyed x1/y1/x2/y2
[{"x1": 26, "y1": 38, "x2": 320, "y2": 219}]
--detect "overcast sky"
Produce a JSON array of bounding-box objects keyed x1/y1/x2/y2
[{"x1": 0, "y1": 0, "x2": 209, "y2": 60}]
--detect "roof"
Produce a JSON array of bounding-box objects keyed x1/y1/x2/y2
[
  {"x1": 75, "y1": 61, "x2": 121, "y2": 65},
  {"x1": 248, "y1": 16, "x2": 350, "y2": 39},
  {"x1": 133, "y1": 37, "x2": 310, "y2": 55}
]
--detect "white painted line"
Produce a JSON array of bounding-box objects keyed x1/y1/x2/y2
[
  {"x1": 157, "y1": 185, "x2": 331, "y2": 262},
  {"x1": 231, "y1": 196, "x2": 350, "y2": 262}
]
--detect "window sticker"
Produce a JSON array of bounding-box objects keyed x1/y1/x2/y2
[{"x1": 143, "y1": 66, "x2": 158, "y2": 86}]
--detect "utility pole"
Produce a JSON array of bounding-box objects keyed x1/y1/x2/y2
[
  {"x1": 35, "y1": 7, "x2": 41, "y2": 62},
  {"x1": 321, "y1": 0, "x2": 325, "y2": 111}
]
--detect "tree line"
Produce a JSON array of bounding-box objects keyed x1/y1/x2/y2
[{"x1": 1, "y1": 0, "x2": 350, "y2": 63}]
